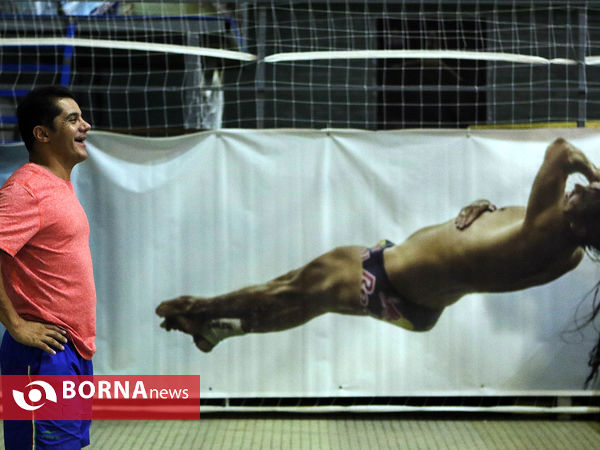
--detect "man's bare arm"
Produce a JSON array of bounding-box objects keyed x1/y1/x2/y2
[
  {"x1": 0, "y1": 256, "x2": 67, "y2": 354},
  {"x1": 524, "y1": 138, "x2": 600, "y2": 225},
  {"x1": 566, "y1": 143, "x2": 600, "y2": 183}
]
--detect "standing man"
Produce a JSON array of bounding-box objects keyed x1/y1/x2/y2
[{"x1": 0, "y1": 86, "x2": 96, "y2": 449}]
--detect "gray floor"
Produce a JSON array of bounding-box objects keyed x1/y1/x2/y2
[
  {"x1": 3, "y1": 415, "x2": 600, "y2": 449},
  {"x1": 85, "y1": 415, "x2": 600, "y2": 449}
]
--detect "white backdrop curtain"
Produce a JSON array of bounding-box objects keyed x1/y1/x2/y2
[{"x1": 2, "y1": 128, "x2": 600, "y2": 397}]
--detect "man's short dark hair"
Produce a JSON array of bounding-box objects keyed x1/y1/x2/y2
[{"x1": 16, "y1": 86, "x2": 76, "y2": 152}]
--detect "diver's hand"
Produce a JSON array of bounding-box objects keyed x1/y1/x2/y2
[{"x1": 455, "y1": 199, "x2": 497, "y2": 230}]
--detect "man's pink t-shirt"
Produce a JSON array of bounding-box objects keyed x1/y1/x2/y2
[{"x1": 0, "y1": 163, "x2": 96, "y2": 359}]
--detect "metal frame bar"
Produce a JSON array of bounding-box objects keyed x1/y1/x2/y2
[
  {"x1": 577, "y1": 6, "x2": 588, "y2": 127},
  {"x1": 82, "y1": 1, "x2": 591, "y2": 4},
  {"x1": 0, "y1": 1, "x2": 597, "y2": 132}
]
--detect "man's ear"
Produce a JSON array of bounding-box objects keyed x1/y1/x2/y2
[
  {"x1": 569, "y1": 219, "x2": 587, "y2": 239},
  {"x1": 32, "y1": 125, "x2": 50, "y2": 143}
]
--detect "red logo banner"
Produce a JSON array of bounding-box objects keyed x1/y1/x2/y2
[{"x1": 0, "y1": 375, "x2": 200, "y2": 420}]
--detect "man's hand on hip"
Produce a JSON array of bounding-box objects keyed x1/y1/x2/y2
[{"x1": 10, "y1": 319, "x2": 68, "y2": 355}]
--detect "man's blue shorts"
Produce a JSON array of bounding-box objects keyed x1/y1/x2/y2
[{"x1": 0, "y1": 330, "x2": 93, "y2": 449}]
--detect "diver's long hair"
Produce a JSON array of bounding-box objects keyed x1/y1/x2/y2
[
  {"x1": 566, "y1": 186, "x2": 600, "y2": 387},
  {"x1": 580, "y1": 246, "x2": 600, "y2": 389}
]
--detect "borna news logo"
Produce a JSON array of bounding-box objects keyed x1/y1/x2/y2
[
  {"x1": 1, "y1": 375, "x2": 200, "y2": 420},
  {"x1": 12, "y1": 380, "x2": 58, "y2": 411}
]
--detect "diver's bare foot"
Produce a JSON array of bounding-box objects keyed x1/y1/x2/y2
[
  {"x1": 192, "y1": 319, "x2": 245, "y2": 353},
  {"x1": 156, "y1": 296, "x2": 206, "y2": 317},
  {"x1": 159, "y1": 313, "x2": 203, "y2": 335},
  {"x1": 193, "y1": 333, "x2": 215, "y2": 352}
]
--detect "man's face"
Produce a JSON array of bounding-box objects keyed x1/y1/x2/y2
[
  {"x1": 566, "y1": 183, "x2": 600, "y2": 214},
  {"x1": 46, "y1": 97, "x2": 92, "y2": 163},
  {"x1": 565, "y1": 183, "x2": 600, "y2": 241}
]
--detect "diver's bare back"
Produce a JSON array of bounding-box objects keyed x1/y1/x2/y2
[{"x1": 383, "y1": 205, "x2": 583, "y2": 310}]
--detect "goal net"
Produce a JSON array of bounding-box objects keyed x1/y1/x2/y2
[{"x1": 0, "y1": 1, "x2": 598, "y2": 137}]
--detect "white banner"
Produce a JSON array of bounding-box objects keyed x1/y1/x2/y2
[{"x1": 2, "y1": 128, "x2": 600, "y2": 397}]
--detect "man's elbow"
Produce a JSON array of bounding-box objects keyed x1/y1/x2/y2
[
  {"x1": 546, "y1": 137, "x2": 570, "y2": 155},
  {"x1": 544, "y1": 137, "x2": 572, "y2": 166},
  {"x1": 550, "y1": 137, "x2": 569, "y2": 148}
]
